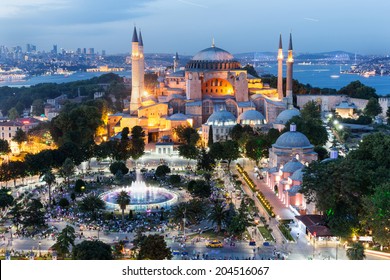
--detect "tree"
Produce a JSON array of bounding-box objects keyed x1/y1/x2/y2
[
  {"x1": 346, "y1": 242, "x2": 366, "y2": 260},
  {"x1": 0, "y1": 139, "x2": 10, "y2": 156},
  {"x1": 207, "y1": 125, "x2": 214, "y2": 147},
  {"x1": 135, "y1": 234, "x2": 172, "y2": 260},
  {"x1": 314, "y1": 146, "x2": 329, "y2": 161},
  {"x1": 338, "y1": 80, "x2": 377, "y2": 100},
  {"x1": 178, "y1": 144, "x2": 198, "y2": 164},
  {"x1": 59, "y1": 158, "x2": 75, "y2": 189},
  {"x1": 221, "y1": 140, "x2": 240, "y2": 168},
  {"x1": 12, "y1": 128, "x2": 27, "y2": 150},
  {"x1": 169, "y1": 174, "x2": 181, "y2": 185},
  {"x1": 209, "y1": 142, "x2": 224, "y2": 161},
  {"x1": 9, "y1": 202, "x2": 22, "y2": 229},
  {"x1": 43, "y1": 170, "x2": 56, "y2": 206},
  {"x1": 52, "y1": 225, "x2": 76, "y2": 258},
  {"x1": 196, "y1": 148, "x2": 215, "y2": 171},
  {"x1": 116, "y1": 191, "x2": 130, "y2": 226},
  {"x1": 174, "y1": 125, "x2": 199, "y2": 145},
  {"x1": 72, "y1": 240, "x2": 113, "y2": 260},
  {"x1": 109, "y1": 161, "x2": 129, "y2": 176},
  {"x1": 245, "y1": 137, "x2": 267, "y2": 165},
  {"x1": 8, "y1": 107, "x2": 19, "y2": 120},
  {"x1": 58, "y1": 198, "x2": 70, "y2": 208},
  {"x1": 31, "y1": 99, "x2": 44, "y2": 116},
  {"x1": 130, "y1": 126, "x2": 145, "y2": 160},
  {"x1": 74, "y1": 179, "x2": 87, "y2": 193},
  {"x1": 387, "y1": 107, "x2": 390, "y2": 123},
  {"x1": 363, "y1": 182, "x2": 390, "y2": 246},
  {"x1": 364, "y1": 97, "x2": 382, "y2": 118},
  {"x1": 21, "y1": 199, "x2": 46, "y2": 229},
  {"x1": 155, "y1": 164, "x2": 171, "y2": 177},
  {"x1": 207, "y1": 200, "x2": 228, "y2": 232},
  {"x1": 187, "y1": 180, "x2": 212, "y2": 198},
  {"x1": 79, "y1": 194, "x2": 105, "y2": 220},
  {"x1": 0, "y1": 188, "x2": 13, "y2": 210}
]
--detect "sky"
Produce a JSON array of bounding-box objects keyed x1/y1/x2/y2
[{"x1": 1, "y1": 0, "x2": 390, "y2": 55}]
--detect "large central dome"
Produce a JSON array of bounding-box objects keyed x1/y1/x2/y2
[
  {"x1": 192, "y1": 46, "x2": 234, "y2": 61},
  {"x1": 186, "y1": 45, "x2": 241, "y2": 70}
]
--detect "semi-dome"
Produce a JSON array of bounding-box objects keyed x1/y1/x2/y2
[
  {"x1": 282, "y1": 158, "x2": 304, "y2": 174},
  {"x1": 192, "y1": 46, "x2": 234, "y2": 61},
  {"x1": 237, "y1": 110, "x2": 266, "y2": 125},
  {"x1": 290, "y1": 168, "x2": 304, "y2": 181},
  {"x1": 275, "y1": 108, "x2": 301, "y2": 124},
  {"x1": 168, "y1": 113, "x2": 188, "y2": 121},
  {"x1": 206, "y1": 110, "x2": 236, "y2": 126},
  {"x1": 273, "y1": 130, "x2": 312, "y2": 149},
  {"x1": 186, "y1": 45, "x2": 241, "y2": 70}
]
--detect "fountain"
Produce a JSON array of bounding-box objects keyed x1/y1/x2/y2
[{"x1": 100, "y1": 169, "x2": 178, "y2": 211}]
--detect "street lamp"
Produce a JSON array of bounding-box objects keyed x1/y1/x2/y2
[
  {"x1": 335, "y1": 239, "x2": 340, "y2": 260},
  {"x1": 38, "y1": 241, "x2": 41, "y2": 257},
  {"x1": 9, "y1": 226, "x2": 12, "y2": 246},
  {"x1": 97, "y1": 226, "x2": 100, "y2": 240}
]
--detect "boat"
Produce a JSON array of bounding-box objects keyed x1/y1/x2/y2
[
  {"x1": 330, "y1": 75, "x2": 340, "y2": 79},
  {"x1": 360, "y1": 70, "x2": 376, "y2": 78},
  {"x1": 298, "y1": 61, "x2": 312, "y2": 65}
]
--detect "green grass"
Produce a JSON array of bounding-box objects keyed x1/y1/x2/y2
[
  {"x1": 278, "y1": 224, "x2": 295, "y2": 242},
  {"x1": 257, "y1": 226, "x2": 275, "y2": 242}
]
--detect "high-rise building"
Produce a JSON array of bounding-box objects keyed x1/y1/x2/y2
[
  {"x1": 88, "y1": 48, "x2": 95, "y2": 55},
  {"x1": 52, "y1": 45, "x2": 58, "y2": 55}
]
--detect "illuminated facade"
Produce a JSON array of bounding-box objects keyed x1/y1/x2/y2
[{"x1": 115, "y1": 29, "x2": 296, "y2": 143}]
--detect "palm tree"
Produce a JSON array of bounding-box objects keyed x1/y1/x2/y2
[
  {"x1": 43, "y1": 170, "x2": 56, "y2": 207},
  {"x1": 170, "y1": 202, "x2": 195, "y2": 230},
  {"x1": 52, "y1": 225, "x2": 76, "y2": 258},
  {"x1": 79, "y1": 194, "x2": 106, "y2": 220},
  {"x1": 346, "y1": 242, "x2": 366, "y2": 260},
  {"x1": 207, "y1": 199, "x2": 228, "y2": 232},
  {"x1": 116, "y1": 191, "x2": 130, "y2": 226}
]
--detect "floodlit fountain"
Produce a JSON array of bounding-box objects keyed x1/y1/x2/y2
[{"x1": 100, "y1": 169, "x2": 178, "y2": 211}]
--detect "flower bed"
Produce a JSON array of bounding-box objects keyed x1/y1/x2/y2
[
  {"x1": 278, "y1": 224, "x2": 295, "y2": 242},
  {"x1": 236, "y1": 164, "x2": 275, "y2": 218}
]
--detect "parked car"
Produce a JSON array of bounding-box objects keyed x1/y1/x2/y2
[{"x1": 206, "y1": 240, "x2": 223, "y2": 248}]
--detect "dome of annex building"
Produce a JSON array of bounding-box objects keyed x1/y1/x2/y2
[
  {"x1": 282, "y1": 158, "x2": 304, "y2": 173},
  {"x1": 186, "y1": 45, "x2": 241, "y2": 70},
  {"x1": 206, "y1": 110, "x2": 236, "y2": 126},
  {"x1": 275, "y1": 107, "x2": 301, "y2": 124},
  {"x1": 273, "y1": 131, "x2": 312, "y2": 149},
  {"x1": 290, "y1": 168, "x2": 304, "y2": 181},
  {"x1": 237, "y1": 110, "x2": 266, "y2": 125},
  {"x1": 168, "y1": 113, "x2": 189, "y2": 121}
]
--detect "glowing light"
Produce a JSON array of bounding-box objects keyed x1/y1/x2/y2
[
  {"x1": 338, "y1": 125, "x2": 343, "y2": 130},
  {"x1": 333, "y1": 120, "x2": 339, "y2": 125},
  {"x1": 143, "y1": 91, "x2": 149, "y2": 97}
]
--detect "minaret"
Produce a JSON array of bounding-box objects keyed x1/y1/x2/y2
[
  {"x1": 138, "y1": 29, "x2": 145, "y2": 99},
  {"x1": 173, "y1": 52, "x2": 179, "y2": 72},
  {"x1": 130, "y1": 27, "x2": 142, "y2": 114},
  {"x1": 286, "y1": 33, "x2": 294, "y2": 105},
  {"x1": 277, "y1": 34, "x2": 284, "y2": 100}
]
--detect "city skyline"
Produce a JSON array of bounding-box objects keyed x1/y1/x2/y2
[{"x1": 1, "y1": 0, "x2": 390, "y2": 55}]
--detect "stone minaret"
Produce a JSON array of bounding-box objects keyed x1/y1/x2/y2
[
  {"x1": 130, "y1": 26, "x2": 142, "y2": 114},
  {"x1": 286, "y1": 33, "x2": 294, "y2": 105},
  {"x1": 277, "y1": 34, "x2": 284, "y2": 101},
  {"x1": 138, "y1": 29, "x2": 145, "y2": 98},
  {"x1": 174, "y1": 52, "x2": 179, "y2": 72}
]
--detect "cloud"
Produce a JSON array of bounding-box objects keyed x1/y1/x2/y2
[
  {"x1": 177, "y1": 0, "x2": 208, "y2": 8},
  {"x1": 304, "y1": 17, "x2": 320, "y2": 22}
]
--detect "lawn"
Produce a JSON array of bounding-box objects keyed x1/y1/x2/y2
[{"x1": 258, "y1": 226, "x2": 275, "y2": 242}]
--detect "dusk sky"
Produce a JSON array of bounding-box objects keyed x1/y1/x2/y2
[{"x1": 1, "y1": 0, "x2": 390, "y2": 55}]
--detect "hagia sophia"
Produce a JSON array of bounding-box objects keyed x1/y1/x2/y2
[{"x1": 110, "y1": 28, "x2": 298, "y2": 143}]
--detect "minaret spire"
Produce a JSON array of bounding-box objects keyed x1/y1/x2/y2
[
  {"x1": 277, "y1": 33, "x2": 284, "y2": 101},
  {"x1": 139, "y1": 29, "x2": 143, "y2": 46},
  {"x1": 132, "y1": 26, "x2": 138, "y2": 42},
  {"x1": 286, "y1": 32, "x2": 294, "y2": 106},
  {"x1": 211, "y1": 38, "x2": 215, "y2": 48}
]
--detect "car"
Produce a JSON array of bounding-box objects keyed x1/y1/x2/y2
[{"x1": 206, "y1": 240, "x2": 223, "y2": 248}]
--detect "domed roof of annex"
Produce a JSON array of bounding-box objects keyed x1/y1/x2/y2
[
  {"x1": 273, "y1": 127, "x2": 312, "y2": 149},
  {"x1": 275, "y1": 107, "x2": 301, "y2": 124},
  {"x1": 168, "y1": 113, "x2": 189, "y2": 121},
  {"x1": 282, "y1": 158, "x2": 304, "y2": 174},
  {"x1": 206, "y1": 110, "x2": 236, "y2": 126},
  {"x1": 192, "y1": 46, "x2": 235, "y2": 61},
  {"x1": 290, "y1": 167, "x2": 304, "y2": 181},
  {"x1": 237, "y1": 110, "x2": 265, "y2": 123}
]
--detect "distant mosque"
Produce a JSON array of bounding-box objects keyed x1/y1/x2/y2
[{"x1": 110, "y1": 27, "x2": 299, "y2": 143}]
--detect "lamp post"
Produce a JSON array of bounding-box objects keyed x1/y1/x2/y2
[
  {"x1": 335, "y1": 239, "x2": 340, "y2": 260},
  {"x1": 183, "y1": 208, "x2": 187, "y2": 242},
  {"x1": 38, "y1": 241, "x2": 41, "y2": 257},
  {"x1": 9, "y1": 226, "x2": 12, "y2": 246},
  {"x1": 97, "y1": 227, "x2": 100, "y2": 240}
]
